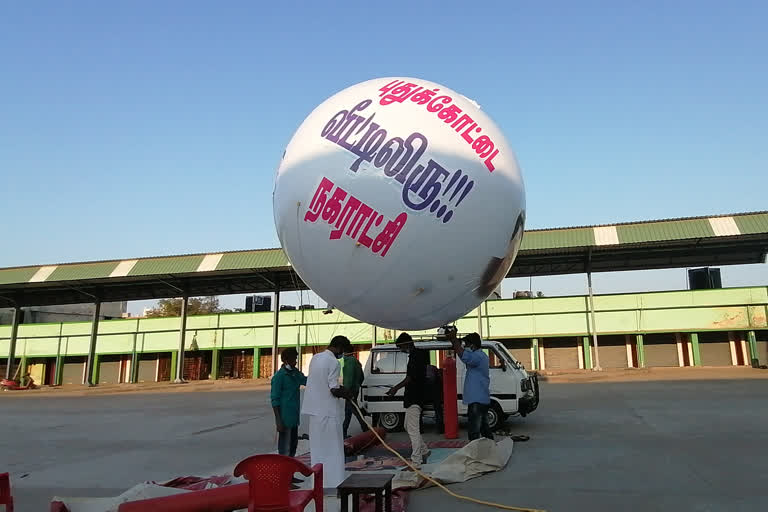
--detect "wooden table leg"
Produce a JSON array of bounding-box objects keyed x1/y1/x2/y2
[
  {"x1": 385, "y1": 482, "x2": 392, "y2": 512},
  {"x1": 352, "y1": 492, "x2": 360, "y2": 512},
  {"x1": 340, "y1": 491, "x2": 349, "y2": 512},
  {"x1": 375, "y1": 490, "x2": 383, "y2": 512}
]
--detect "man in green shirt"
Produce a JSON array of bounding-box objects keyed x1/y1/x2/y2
[
  {"x1": 271, "y1": 347, "x2": 307, "y2": 457},
  {"x1": 342, "y1": 341, "x2": 370, "y2": 439}
]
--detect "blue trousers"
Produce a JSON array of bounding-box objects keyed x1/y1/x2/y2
[{"x1": 467, "y1": 403, "x2": 494, "y2": 441}]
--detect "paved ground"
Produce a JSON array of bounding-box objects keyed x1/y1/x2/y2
[{"x1": 3, "y1": 368, "x2": 768, "y2": 511}]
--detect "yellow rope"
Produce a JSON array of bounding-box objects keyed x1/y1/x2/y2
[{"x1": 348, "y1": 399, "x2": 547, "y2": 512}]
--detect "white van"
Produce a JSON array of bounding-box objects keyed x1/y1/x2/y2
[{"x1": 359, "y1": 338, "x2": 540, "y2": 432}]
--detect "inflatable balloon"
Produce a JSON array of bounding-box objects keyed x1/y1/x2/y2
[{"x1": 273, "y1": 77, "x2": 525, "y2": 331}]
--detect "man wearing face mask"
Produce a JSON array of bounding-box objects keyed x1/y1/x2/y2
[
  {"x1": 301, "y1": 335, "x2": 352, "y2": 490},
  {"x1": 271, "y1": 347, "x2": 307, "y2": 458},
  {"x1": 450, "y1": 332, "x2": 494, "y2": 441}
]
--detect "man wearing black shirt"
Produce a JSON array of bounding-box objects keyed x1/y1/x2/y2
[{"x1": 386, "y1": 333, "x2": 431, "y2": 465}]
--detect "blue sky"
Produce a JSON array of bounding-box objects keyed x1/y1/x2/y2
[{"x1": 1, "y1": 1, "x2": 766, "y2": 313}]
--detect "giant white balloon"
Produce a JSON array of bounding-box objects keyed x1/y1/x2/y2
[{"x1": 273, "y1": 77, "x2": 525, "y2": 331}]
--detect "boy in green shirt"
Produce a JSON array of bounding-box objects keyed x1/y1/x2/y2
[
  {"x1": 342, "y1": 341, "x2": 370, "y2": 438},
  {"x1": 271, "y1": 347, "x2": 307, "y2": 457}
]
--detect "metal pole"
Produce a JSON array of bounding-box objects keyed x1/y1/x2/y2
[
  {"x1": 85, "y1": 300, "x2": 101, "y2": 386},
  {"x1": 174, "y1": 295, "x2": 188, "y2": 383},
  {"x1": 4, "y1": 307, "x2": 22, "y2": 380},
  {"x1": 272, "y1": 285, "x2": 281, "y2": 377},
  {"x1": 477, "y1": 303, "x2": 483, "y2": 338},
  {"x1": 587, "y1": 271, "x2": 602, "y2": 371},
  {"x1": 373, "y1": 326, "x2": 377, "y2": 347}
]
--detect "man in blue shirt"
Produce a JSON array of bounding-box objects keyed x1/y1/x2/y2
[{"x1": 450, "y1": 332, "x2": 493, "y2": 441}]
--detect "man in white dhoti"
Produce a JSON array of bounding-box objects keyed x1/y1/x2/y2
[{"x1": 301, "y1": 335, "x2": 351, "y2": 491}]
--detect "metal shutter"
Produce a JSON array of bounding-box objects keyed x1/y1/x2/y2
[
  {"x1": 599, "y1": 345, "x2": 629, "y2": 368},
  {"x1": 99, "y1": 361, "x2": 121, "y2": 384},
  {"x1": 699, "y1": 332, "x2": 732, "y2": 366},
  {"x1": 137, "y1": 356, "x2": 157, "y2": 383},
  {"x1": 543, "y1": 338, "x2": 579, "y2": 369},
  {"x1": 643, "y1": 334, "x2": 678, "y2": 367},
  {"x1": 62, "y1": 359, "x2": 85, "y2": 385},
  {"x1": 596, "y1": 336, "x2": 628, "y2": 368}
]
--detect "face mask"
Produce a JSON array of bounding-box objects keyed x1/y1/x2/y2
[{"x1": 284, "y1": 364, "x2": 295, "y2": 371}]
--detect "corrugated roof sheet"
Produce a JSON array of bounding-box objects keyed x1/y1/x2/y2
[
  {"x1": 47, "y1": 261, "x2": 120, "y2": 282},
  {"x1": 616, "y1": 218, "x2": 714, "y2": 244},
  {"x1": 734, "y1": 212, "x2": 768, "y2": 235},
  {"x1": 0, "y1": 267, "x2": 40, "y2": 286},
  {"x1": 521, "y1": 228, "x2": 595, "y2": 250},
  {"x1": 129, "y1": 255, "x2": 205, "y2": 277},
  {"x1": 217, "y1": 250, "x2": 289, "y2": 271}
]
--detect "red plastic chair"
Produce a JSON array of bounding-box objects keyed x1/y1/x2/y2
[
  {"x1": 233, "y1": 454, "x2": 323, "y2": 512},
  {"x1": 0, "y1": 473, "x2": 13, "y2": 512}
]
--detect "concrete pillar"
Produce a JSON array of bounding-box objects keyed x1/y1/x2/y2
[
  {"x1": 531, "y1": 338, "x2": 540, "y2": 370},
  {"x1": 84, "y1": 300, "x2": 101, "y2": 386},
  {"x1": 19, "y1": 356, "x2": 28, "y2": 383},
  {"x1": 4, "y1": 307, "x2": 22, "y2": 380},
  {"x1": 130, "y1": 332, "x2": 139, "y2": 383},
  {"x1": 747, "y1": 331, "x2": 759, "y2": 368},
  {"x1": 92, "y1": 354, "x2": 101, "y2": 384},
  {"x1": 636, "y1": 334, "x2": 645, "y2": 368},
  {"x1": 174, "y1": 295, "x2": 188, "y2": 383},
  {"x1": 586, "y1": 271, "x2": 602, "y2": 371},
  {"x1": 690, "y1": 333, "x2": 701, "y2": 366},
  {"x1": 170, "y1": 350, "x2": 178, "y2": 381},
  {"x1": 582, "y1": 336, "x2": 592, "y2": 369}
]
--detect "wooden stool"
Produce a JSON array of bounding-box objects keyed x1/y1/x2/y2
[{"x1": 337, "y1": 473, "x2": 394, "y2": 512}]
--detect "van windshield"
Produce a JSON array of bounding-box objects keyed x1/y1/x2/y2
[
  {"x1": 370, "y1": 351, "x2": 408, "y2": 374},
  {"x1": 494, "y1": 344, "x2": 522, "y2": 369}
]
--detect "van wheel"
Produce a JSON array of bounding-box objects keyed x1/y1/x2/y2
[
  {"x1": 376, "y1": 412, "x2": 405, "y2": 432},
  {"x1": 487, "y1": 403, "x2": 504, "y2": 431}
]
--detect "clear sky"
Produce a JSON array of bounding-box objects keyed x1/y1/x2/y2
[{"x1": 1, "y1": 1, "x2": 766, "y2": 313}]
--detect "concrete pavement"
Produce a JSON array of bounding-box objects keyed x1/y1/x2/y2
[{"x1": 2, "y1": 370, "x2": 767, "y2": 511}]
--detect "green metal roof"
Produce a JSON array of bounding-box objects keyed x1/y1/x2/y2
[
  {"x1": 217, "y1": 250, "x2": 290, "y2": 271},
  {"x1": 614, "y1": 218, "x2": 714, "y2": 244},
  {"x1": 735, "y1": 212, "x2": 768, "y2": 235},
  {"x1": 0, "y1": 211, "x2": 766, "y2": 308},
  {"x1": 129, "y1": 255, "x2": 205, "y2": 277},
  {"x1": 521, "y1": 227, "x2": 595, "y2": 250}
]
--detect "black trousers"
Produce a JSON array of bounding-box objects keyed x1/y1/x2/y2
[
  {"x1": 343, "y1": 399, "x2": 370, "y2": 437},
  {"x1": 278, "y1": 426, "x2": 299, "y2": 457},
  {"x1": 467, "y1": 403, "x2": 494, "y2": 441}
]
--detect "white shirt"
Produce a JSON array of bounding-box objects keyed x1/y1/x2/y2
[{"x1": 301, "y1": 350, "x2": 344, "y2": 419}]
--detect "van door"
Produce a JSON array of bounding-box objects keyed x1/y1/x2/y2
[
  {"x1": 488, "y1": 348, "x2": 520, "y2": 416},
  {"x1": 361, "y1": 350, "x2": 408, "y2": 415}
]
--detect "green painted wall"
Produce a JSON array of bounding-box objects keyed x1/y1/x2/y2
[{"x1": 0, "y1": 287, "x2": 766, "y2": 360}]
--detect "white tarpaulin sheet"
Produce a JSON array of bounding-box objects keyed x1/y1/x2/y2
[{"x1": 393, "y1": 437, "x2": 514, "y2": 489}]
